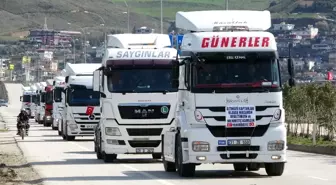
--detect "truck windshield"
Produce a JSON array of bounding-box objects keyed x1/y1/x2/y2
[
  {"x1": 41, "y1": 92, "x2": 45, "y2": 103},
  {"x1": 53, "y1": 87, "x2": 62, "y2": 102},
  {"x1": 32, "y1": 95, "x2": 37, "y2": 104},
  {"x1": 107, "y1": 68, "x2": 177, "y2": 93},
  {"x1": 67, "y1": 85, "x2": 100, "y2": 106},
  {"x1": 46, "y1": 91, "x2": 53, "y2": 104},
  {"x1": 22, "y1": 95, "x2": 31, "y2": 102},
  {"x1": 35, "y1": 94, "x2": 40, "y2": 104},
  {"x1": 191, "y1": 52, "x2": 281, "y2": 93}
]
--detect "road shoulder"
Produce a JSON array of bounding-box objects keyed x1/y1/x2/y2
[{"x1": 0, "y1": 132, "x2": 43, "y2": 185}]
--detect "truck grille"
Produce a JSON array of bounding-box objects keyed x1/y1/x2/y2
[
  {"x1": 127, "y1": 128, "x2": 163, "y2": 136},
  {"x1": 128, "y1": 140, "x2": 161, "y2": 148},
  {"x1": 118, "y1": 105, "x2": 170, "y2": 119}
]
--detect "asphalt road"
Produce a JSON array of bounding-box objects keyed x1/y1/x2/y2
[{"x1": 2, "y1": 83, "x2": 336, "y2": 185}]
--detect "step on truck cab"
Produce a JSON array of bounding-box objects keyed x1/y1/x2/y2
[
  {"x1": 37, "y1": 82, "x2": 47, "y2": 124},
  {"x1": 20, "y1": 86, "x2": 34, "y2": 117},
  {"x1": 61, "y1": 63, "x2": 101, "y2": 141},
  {"x1": 52, "y1": 76, "x2": 66, "y2": 130},
  {"x1": 162, "y1": 10, "x2": 295, "y2": 177},
  {"x1": 43, "y1": 79, "x2": 54, "y2": 127},
  {"x1": 92, "y1": 33, "x2": 179, "y2": 162}
]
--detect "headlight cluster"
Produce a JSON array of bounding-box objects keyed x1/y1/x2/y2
[
  {"x1": 105, "y1": 127, "x2": 121, "y2": 136},
  {"x1": 267, "y1": 140, "x2": 285, "y2": 151},
  {"x1": 192, "y1": 141, "x2": 210, "y2": 152}
]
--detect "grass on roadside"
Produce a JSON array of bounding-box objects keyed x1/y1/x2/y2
[
  {"x1": 287, "y1": 135, "x2": 336, "y2": 148},
  {"x1": 0, "y1": 128, "x2": 9, "y2": 132}
]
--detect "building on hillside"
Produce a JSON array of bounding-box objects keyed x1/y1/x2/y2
[
  {"x1": 290, "y1": 25, "x2": 319, "y2": 39},
  {"x1": 28, "y1": 29, "x2": 78, "y2": 46},
  {"x1": 273, "y1": 22, "x2": 295, "y2": 31}
]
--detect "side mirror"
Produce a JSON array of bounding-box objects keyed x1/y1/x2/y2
[
  {"x1": 287, "y1": 58, "x2": 295, "y2": 77},
  {"x1": 100, "y1": 92, "x2": 106, "y2": 98},
  {"x1": 288, "y1": 78, "x2": 295, "y2": 87},
  {"x1": 93, "y1": 70, "x2": 100, "y2": 92},
  {"x1": 20, "y1": 96, "x2": 22, "y2": 101}
]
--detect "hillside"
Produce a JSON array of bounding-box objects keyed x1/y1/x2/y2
[{"x1": 0, "y1": 0, "x2": 335, "y2": 39}]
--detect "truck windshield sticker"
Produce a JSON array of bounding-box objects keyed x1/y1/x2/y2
[
  {"x1": 226, "y1": 105, "x2": 256, "y2": 128},
  {"x1": 201, "y1": 36, "x2": 270, "y2": 48},
  {"x1": 116, "y1": 50, "x2": 171, "y2": 58}
]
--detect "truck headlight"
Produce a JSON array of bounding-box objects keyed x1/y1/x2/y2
[
  {"x1": 69, "y1": 124, "x2": 78, "y2": 129},
  {"x1": 105, "y1": 127, "x2": 121, "y2": 136},
  {"x1": 192, "y1": 141, "x2": 210, "y2": 152},
  {"x1": 267, "y1": 140, "x2": 285, "y2": 151}
]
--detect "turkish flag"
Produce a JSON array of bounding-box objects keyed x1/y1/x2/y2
[
  {"x1": 327, "y1": 71, "x2": 333, "y2": 81},
  {"x1": 86, "y1": 106, "x2": 94, "y2": 115}
]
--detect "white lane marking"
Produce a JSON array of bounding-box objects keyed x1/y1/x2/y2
[
  {"x1": 308, "y1": 176, "x2": 328, "y2": 181},
  {"x1": 69, "y1": 142, "x2": 176, "y2": 185}
]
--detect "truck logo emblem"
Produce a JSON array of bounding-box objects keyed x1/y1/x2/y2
[
  {"x1": 88, "y1": 114, "x2": 95, "y2": 120},
  {"x1": 134, "y1": 109, "x2": 154, "y2": 117},
  {"x1": 161, "y1": 106, "x2": 169, "y2": 114}
]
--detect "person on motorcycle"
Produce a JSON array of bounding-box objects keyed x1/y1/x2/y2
[{"x1": 17, "y1": 109, "x2": 30, "y2": 135}]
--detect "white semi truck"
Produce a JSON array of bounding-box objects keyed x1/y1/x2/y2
[
  {"x1": 20, "y1": 86, "x2": 35, "y2": 117},
  {"x1": 29, "y1": 84, "x2": 38, "y2": 118},
  {"x1": 52, "y1": 76, "x2": 66, "y2": 130},
  {"x1": 36, "y1": 82, "x2": 47, "y2": 124},
  {"x1": 60, "y1": 63, "x2": 101, "y2": 141},
  {"x1": 33, "y1": 83, "x2": 42, "y2": 122},
  {"x1": 161, "y1": 10, "x2": 295, "y2": 177},
  {"x1": 92, "y1": 33, "x2": 179, "y2": 162}
]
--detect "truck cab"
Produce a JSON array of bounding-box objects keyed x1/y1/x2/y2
[
  {"x1": 43, "y1": 79, "x2": 54, "y2": 127},
  {"x1": 20, "y1": 86, "x2": 34, "y2": 117},
  {"x1": 60, "y1": 63, "x2": 101, "y2": 141},
  {"x1": 37, "y1": 82, "x2": 47, "y2": 124},
  {"x1": 92, "y1": 33, "x2": 179, "y2": 162},
  {"x1": 29, "y1": 84, "x2": 38, "y2": 118},
  {"x1": 52, "y1": 76, "x2": 66, "y2": 130},
  {"x1": 162, "y1": 10, "x2": 295, "y2": 177}
]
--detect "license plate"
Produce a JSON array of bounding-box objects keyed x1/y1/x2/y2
[
  {"x1": 227, "y1": 139, "x2": 251, "y2": 146},
  {"x1": 136, "y1": 148, "x2": 154, "y2": 153},
  {"x1": 85, "y1": 125, "x2": 96, "y2": 129}
]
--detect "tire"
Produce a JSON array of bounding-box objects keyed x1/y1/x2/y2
[
  {"x1": 233, "y1": 163, "x2": 247, "y2": 171},
  {"x1": 247, "y1": 163, "x2": 260, "y2": 171},
  {"x1": 265, "y1": 163, "x2": 285, "y2": 176},
  {"x1": 96, "y1": 134, "x2": 102, "y2": 159},
  {"x1": 175, "y1": 134, "x2": 195, "y2": 177},
  {"x1": 64, "y1": 125, "x2": 75, "y2": 141},
  {"x1": 58, "y1": 130, "x2": 62, "y2": 136},
  {"x1": 162, "y1": 136, "x2": 176, "y2": 172},
  {"x1": 152, "y1": 153, "x2": 162, "y2": 159},
  {"x1": 21, "y1": 128, "x2": 25, "y2": 140},
  {"x1": 102, "y1": 152, "x2": 117, "y2": 163},
  {"x1": 52, "y1": 126, "x2": 58, "y2": 130}
]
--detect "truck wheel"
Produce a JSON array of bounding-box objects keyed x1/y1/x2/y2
[
  {"x1": 175, "y1": 134, "x2": 195, "y2": 177},
  {"x1": 52, "y1": 126, "x2": 58, "y2": 130},
  {"x1": 247, "y1": 163, "x2": 260, "y2": 171},
  {"x1": 58, "y1": 130, "x2": 62, "y2": 136},
  {"x1": 96, "y1": 135, "x2": 102, "y2": 159},
  {"x1": 103, "y1": 152, "x2": 117, "y2": 163},
  {"x1": 162, "y1": 137, "x2": 176, "y2": 172},
  {"x1": 233, "y1": 163, "x2": 247, "y2": 171},
  {"x1": 152, "y1": 153, "x2": 162, "y2": 159},
  {"x1": 66, "y1": 135, "x2": 75, "y2": 141},
  {"x1": 265, "y1": 163, "x2": 285, "y2": 176}
]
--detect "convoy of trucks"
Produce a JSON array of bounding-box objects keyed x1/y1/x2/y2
[{"x1": 14, "y1": 9, "x2": 296, "y2": 178}]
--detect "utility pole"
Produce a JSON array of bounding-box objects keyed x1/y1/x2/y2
[{"x1": 160, "y1": 0, "x2": 163, "y2": 34}]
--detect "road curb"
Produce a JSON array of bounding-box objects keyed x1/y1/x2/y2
[{"x1": 288, "y1": 144, "x2": 336, "y2": 156}]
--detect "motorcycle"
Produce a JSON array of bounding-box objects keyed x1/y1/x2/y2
[{"x1": 17, "y1": 117, "x2": 28, "y2": 140}]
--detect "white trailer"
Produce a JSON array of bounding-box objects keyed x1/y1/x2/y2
[
  {"x1": 92, "y1": 33, "x2": 179, "y2": 162},
  {"x1": 60, "y1": 63, "x2": 101, "y2": 141},
  {"x1": 161, "y1": 10, "x2": 295, "y2": 177},
  {"x1": 52, "y1": 76, "x2": 66, "y2": 130}
]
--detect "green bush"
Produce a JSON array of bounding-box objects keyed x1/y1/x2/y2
[{"x1": 284, "y1": 82, "x2": 336, "y2": 141}]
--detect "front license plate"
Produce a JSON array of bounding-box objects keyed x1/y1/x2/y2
[
  {"x1": 136, "y1": 148, "x2": 154, "y2": 153},
  {"x1": 227, "y1": 139, "x2": 251, "y2": 146},
  {"x1": 85, "y1": 125, "x2": 96, "y2": 129}
]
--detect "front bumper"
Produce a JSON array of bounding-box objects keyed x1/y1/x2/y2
[
  {"x1": 66, "y1": 120, "x2": 97, "y2": 136},
  {"x1": 183, "y1": 124, "x2": 287, "y2": 164},
  {"x1": 102, "y1": 124, "x2": 173, "y2": 155},
  {"x1": 44, "y1": 116, "x2": 53, "y2": 123}
]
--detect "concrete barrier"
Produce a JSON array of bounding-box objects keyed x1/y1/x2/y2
[{"x1": 288, "y1": 144, "x2": 336, "y2": 156}]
